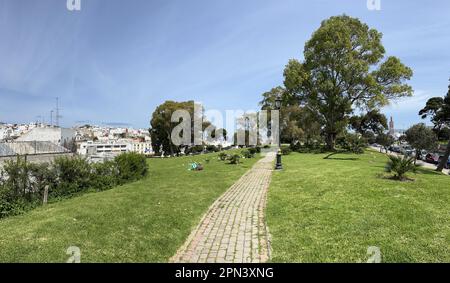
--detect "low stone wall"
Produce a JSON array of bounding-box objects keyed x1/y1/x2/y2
[{"x1": 0, "y1": 153, "x2": 74, "y2": 168}]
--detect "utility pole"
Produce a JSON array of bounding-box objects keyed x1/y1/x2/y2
[
  {"x1": 55, "y1": 97, "x2": 62, "y2": 127},
  {"x1": 50, "y1": 110, "x2": 54, "y2": 127}
]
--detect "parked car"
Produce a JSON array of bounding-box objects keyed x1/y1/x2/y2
[
  {"x1": 438, "y1": 156, "x2": 450, "y2": 169},
  {"x1": 419, "y1": 150, "x2": 428, "y2": 161},
  {"x1": 425, "y1": 153, "x2": 440, "y2": 164},
  {"x1": 389, "y1": 145, "x2": 401, "y2": 153}
]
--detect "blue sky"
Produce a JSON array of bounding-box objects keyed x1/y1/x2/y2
[{"x1": 0, "y1": 0, "x2": 449, "y2": 129}]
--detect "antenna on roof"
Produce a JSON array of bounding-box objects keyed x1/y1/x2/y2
[{"x1": 55, "y1": 97, "x2": 63, "y2": 127}]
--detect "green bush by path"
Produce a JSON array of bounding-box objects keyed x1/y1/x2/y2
[
  {"x1": 115, "y1": 152, "x2": 148, "y2": 184},
  {"x1": 0, "y1": 151, "x2": 260, "y2": 262},
  {"x1": 218, "y1": 152, "x2": 228, "y2": 161},
  {"x1": 228, "y1": 154, "x2": 241, "y2": 164},
  {"x1": 280, "y1": 145, "x2": 292, "y2": 155},
  {"x1": 266, "y1": 151, "x2": 450, "y2": 262},
  {"x1": 241, "y1": 149, "x2": 253, "y2": 159},
  {"x1": 0, "y1": 153, "x2": 148, "y2": 219}
]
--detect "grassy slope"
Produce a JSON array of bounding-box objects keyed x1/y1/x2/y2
[
  {"x1": 267, "y1": 151, "x2": 450, "y2": 262},
  {"x1": 0, "y1": 152, "x2": 259, "y2": 262}
]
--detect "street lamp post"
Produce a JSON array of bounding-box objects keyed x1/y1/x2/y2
[{"x1": 275, "y1": 94, "x2": 283, "y2": 170}]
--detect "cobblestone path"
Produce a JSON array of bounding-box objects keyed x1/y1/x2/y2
[{"x1": 171, "y1": 152, "x2": 275, "y2": 263}]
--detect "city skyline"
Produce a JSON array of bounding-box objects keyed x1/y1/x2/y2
[{"x1": 1, "y1": 0, "x2": 449, "y2": 129}]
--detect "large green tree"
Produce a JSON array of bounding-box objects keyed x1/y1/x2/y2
[
  {"x1": 149, "y1": 101, "x2": 210, "y2": 155},
  {"x1": 405, "y1": 123, "x2": 438, "y2": 164},
  {"x1": 283, "y1": 15, "x2": 413, "y2": 150},
  {"x1": 419, "y1": 79, "x2": 450, "y2": 172},
  {"x1": 259, "y1": 87, "x2": 321, "y2": 146}
]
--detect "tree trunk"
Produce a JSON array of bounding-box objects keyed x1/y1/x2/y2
[
  {"x1": 325, "y1": 132, "x2": 337, "y2": 151},
  {"x1": 414, "y1": 151, "x2": 420, "y2": 165},
  {"x1": 436, "y1": 139, "x2": 450, "y2": 172}
]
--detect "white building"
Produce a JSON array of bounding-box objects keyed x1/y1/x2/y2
[
  {"x1": 78, "y1": 141, "x2": 132, "y2": 155},
  {"x1": 78, "y1": 140, "x2": 153, "y2": 156},
  {"x1": 132, "y1": 142, "x2": 153, "y2": 155},
  {"x1": 0, "y1": 127, "x2": 12, "y2": 141},
  {"x1": 16, "y1": 127, "x2": 75, "y2": 146}
]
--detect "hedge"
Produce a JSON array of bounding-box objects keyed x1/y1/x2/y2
[{"x1": 0, "y1": 152, "x2": 148, "y2": 219}]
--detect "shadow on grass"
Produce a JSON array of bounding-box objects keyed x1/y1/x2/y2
[
  {"x1": 323, "y1": 151, "x2": 361, "y2": 161},
  {"x1": 324, "y1": 157, "x2": 360, "y2": 161},
  {"x1": 415, "y1": 167, "x2": 448, "y2": 176}
]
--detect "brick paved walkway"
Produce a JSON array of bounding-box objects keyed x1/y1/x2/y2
[{"x1": 170, "y1": 152, "x2": 275, "y2": 263}]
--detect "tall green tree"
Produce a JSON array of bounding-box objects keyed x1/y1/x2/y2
[
  {"x1": 350, "y1": 110, "x2": 388, "y2": 136},
  {"x1": 419, "y1": 79, "x2": 450, "y2": 172},
  {"x1": 283, "y1": 15, "x2": 413, "y2": 150},
  {"x1": 375, "y1": 132, "x2": 394, "y2": 153},
  {"x1": 405, "y1": 123, "x2": 438, "y2": 164},
  {"x1": 149, "y1": 101, "x2": 210, "y2": 155},
  {"x1": 259, "y1": 87, "x2": 321, "y2": 146}
]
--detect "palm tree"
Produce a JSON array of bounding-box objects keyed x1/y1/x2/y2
[{"x1": 385, "y1": 155, "x2": 416, "y2": 181}]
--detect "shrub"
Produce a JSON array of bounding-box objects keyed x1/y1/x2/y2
[
  {"x1": 255, "y1": 146, "x2": 261, "y2": 153},
  {"x1": 228, "y1": 154, "x2": 241, "y2": 164},
  {"x1": 0, "y1": 157, "x2": 45, "y2": 217},
  {"x1": 241, "y1": 149, "x2": 253, "y2": 158},
  {"x1": 385, "y1": 155, "x2": 416, "y2": 181},
  {"x1": 263, "y1": 145, "x2": 270, "y2": 149},
  {"x1": 337, "y1": 133, "x2": 367, "y2": 154},
  {"x1": 0, "y1": 152, "x2": 149, "y2": 219},
  {"x1": 206, "y1": 145, "x2": 220, "y2": 152},
  {"x1": 90, "y1": 160, "x2": 119, "y2": 191},
  {"x1": 281, "y1": 146, "x2": 292, "y2": 155},
  {"x1": 218, "y1": 152, "x2": 228, "y2": 161},
  {"x1": 27, "y1": 162, "x2": 53, "y2": 201},
  {"x1": 115, "y1": 152, "x2": 148, "y2": 183},
  {"x1": 0, "y1": 192, "x2": 29, "y2": 218},
  {"x1": 186, "y1": 145, "x2": 204, "y2": 155},
  {"x1": 51, "y1": 156, "x2": 92, "y2": 197},
  {"x1": 248, "y1": 147, "x2": 258, "y2": 155},
  {"x1": 290, "y1": 142, "x2": 302, "y2": 152},
  {"x1": 1, "y1": 156, "x2": 29, "y2": 199}
]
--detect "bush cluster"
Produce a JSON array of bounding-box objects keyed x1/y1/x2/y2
[
  {"x1": 0, "y1": 152, "x2": 148, "y2": 218},
  {"x1": 205, "y1": 145, "x2": 221, "y2": 152},
  {"x1": 228, "y1": 154, "x2": 241, "y2": 164},
  {"x1": 217, "y1": 148, "x2": 258, "y2": 165},
  {"x1": 184, "y1": 145, "x2": 204, "y2": 155},
  {"x1": 280, "y1": 146, "x2": 292, "y2": 155},
  {"x1": 336, "y1": 134, "x2": 367, "y2": 154},
  {"x1": 240, "y1": 149, "x2": 253, "y2": 159}
]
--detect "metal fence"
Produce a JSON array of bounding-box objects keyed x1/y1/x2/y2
[{"x1": 0, "y1": 141, "x2": 69, "y2": 157}]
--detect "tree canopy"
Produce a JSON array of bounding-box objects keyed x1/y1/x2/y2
[
  {"x1": 350, "y1": 110, "x2": 388, "y2": 135},
  {"x1": 405, "y1": 123, "x2": 438, "y2": 163},
  {"x1": 283, "y1": 15, "x2": 413, "y2": 150},
  {"x1": 419, "y1": 79, "x2": 450, "y2": 171},
  {"x1": 149, "y1": 100, "x2": 211, "y2": 155}
]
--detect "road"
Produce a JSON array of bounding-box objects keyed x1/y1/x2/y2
[{"x1": 369, "y1": 146, "x2": 449, "y2": 175}]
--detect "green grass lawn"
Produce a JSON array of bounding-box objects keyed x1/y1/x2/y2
[
  {"x1": 0, "y1": 151, "x2": 259, "y2": 262},
  {"x1": 267, "y1": 150, "x2": 450, "y2": 263}
]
